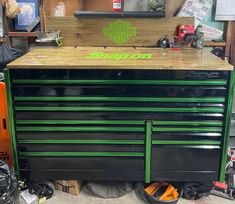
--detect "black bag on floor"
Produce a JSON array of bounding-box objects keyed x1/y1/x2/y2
[
  {"x1": 183, "y1": 182, "x2": 212, "y2": 200},
  {"x1": 86, "y1": 182, "x2": 133, "y2": 198},
  {"x1": 0, "y1": 161, "x2": 19, "y2": 204},
  {"x1": 0, "y1": 42, "x2": 23, "y2": 68}
]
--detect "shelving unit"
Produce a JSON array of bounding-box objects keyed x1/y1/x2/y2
[
  {"x1": 204, "y1": 41, "x2": 226, "y2": 47},
  {"x1": 74, "y1": 11, "x2": 165, "y2": 18}
]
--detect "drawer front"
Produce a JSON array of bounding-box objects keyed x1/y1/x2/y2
[
  {"x1": 19, "y1": 157, "x2": 145, "y2": 181},
  {"x1": 152, "y1": 120, "x2": 223, "y2": 140},
  {"x1": 12, "y1": 70, "x2": 227, "y2": 123},
  {"x1": 7, "y1": 69, "x2": 231, "y2": 182},
  {"x1": 151, "y1": 145, "x2": 220, "y2": 182},
  {"x1": 16, "y1": 120, "x2": 146, "y2": 180}
]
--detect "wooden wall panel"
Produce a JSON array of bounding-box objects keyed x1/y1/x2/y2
[
  {"x1": 83, "y1": 0, "x2": 113, "y2": 11},
  {"x1": 45, "y1": 16, "x2": 194, "y2": 47},
  {"x1": 44, "y1": 0, "x2": 113, "y2": 16},
  {"x1": 44, "y1": 0, "x2": 79, "y2": 16},
  {"x1": 231, "y1": 22, "x2": 235, "y2": 66},
  {"x1": 165, "y1": 0, "x2": 185, "y2": 17}
]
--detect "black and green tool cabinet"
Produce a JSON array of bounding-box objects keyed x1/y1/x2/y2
[{"x1": 4, "y1": 48, "x2": 235, "y2": 183}]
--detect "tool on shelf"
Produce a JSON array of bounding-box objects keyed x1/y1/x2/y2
[
  {"x1": 36, "y1": 31, "x2": 63, "y2": 47},
  {"x1": 177, "y1": 24, "x2": 195, "y2": 45}
]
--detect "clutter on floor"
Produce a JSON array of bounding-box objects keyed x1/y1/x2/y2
[
  {"x1": 0, "y1": 160, "x2": 19, "y2": 204},
  {"x1": 1, "y1": 1, "x2": 235, "y2": 204}
]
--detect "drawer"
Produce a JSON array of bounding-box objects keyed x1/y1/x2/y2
[
  {"x1": 15, "y1": 111, "x2": 225, "y2": 121},
  {"x1": 19, "y1": 156, "x2": 145, "y2": 181},
  {"x1": 151, "y1": 145, "x2": 221, "y2": 182},
  {"x1": 12, "y1": 85, "x2": 227, "y2": 98},
  {"x1": 152, "y1": 120, "x2": 223, "y2": 140},
  {"x1": 16, "y1": 131, "x2": 145, "y2": 140},
  {"x1": 18, "y1": 144, "x2": 145, "y2": 153},
  {"x1": 10, "y1": 69, "x2": 229, "y2": 80},
  {"x1": 19, "y1": 157, "x2": 145, "y2": 171}
]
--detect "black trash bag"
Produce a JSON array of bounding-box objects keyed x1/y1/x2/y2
[
  {"x1": 0, "y1": 42, "x2": 23, "y2": 67},
  {"x1": 133, "y1": 182, "x2": 148, "y2": 202},
  {"x1": 86, "y1": 182, "x2": 133, "y2": 198},
  {"x1": 0, "y1": 160, "x2": 19, "y2": 204},
  {"x1": 183, "y1": 182, "x2": 212, "y2": 200}
]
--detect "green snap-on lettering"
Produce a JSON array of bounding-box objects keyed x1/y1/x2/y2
[{"x1": 87, "y1": 52, "x2": 152, "y2": 60}]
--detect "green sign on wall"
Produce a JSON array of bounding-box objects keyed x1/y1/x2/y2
[{"x1": 103, "y1": 20, "x2": 137, "y2": 45}]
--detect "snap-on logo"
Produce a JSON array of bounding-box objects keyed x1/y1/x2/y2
[{"x1": 87, "y1": 52, "x2": 152, "y2": 61}]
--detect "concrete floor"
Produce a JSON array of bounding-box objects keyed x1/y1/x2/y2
[{"x1": 20, "y1": 188, "x2": 235, "y2": 204}]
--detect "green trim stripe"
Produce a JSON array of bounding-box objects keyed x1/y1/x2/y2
[
  {"x1": 4, "y1": 69, "x2": 20, "y2": 179},
  {"x1": 152, "y1": 140, "x2": 221, "y2": 145},
  {"x1": 153, "y1": 121, "x2": 223, "y2": 127},
  {"x1": 145, "y1": 121, "x2": 152, "y2": 183},
  {"x1": 15, "y1": 106, "x2": 224, "y2": 113},
  {"x1": 220, "y1": 71, "x2": 235, "y2": 182},
  {"x1": 14, "y1": 96, "x2": 226, "y2": 103},
  {"x1": 153, "y1": 127, "x2": 222, "y2": 133},
  {"x1": 16, "y1": 126, "x2": 222, "y2": 133},
  {"x1": 19, "y1": 152, "x2": 144, "y2": 157},
  {"x1": 12, "y1": 79, "x2": 227, "y2": 86},
  {"x1": 16, "y1": 126, "x2": 145, "y2": 132},
  {"x1": 16, "y1": 120, "x2": 223, "y2": 126},
  {"x1": 18, "y1": 139, "x2": 144, "y2": 145},
  {"x1": 16, "y1": 120, "x2": 145, "y2": 125}
]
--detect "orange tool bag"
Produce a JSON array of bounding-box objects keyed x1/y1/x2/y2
[{"x1": 0, "y1": 82, "x2": 13, "y2": 168}]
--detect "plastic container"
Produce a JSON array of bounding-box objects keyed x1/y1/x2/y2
[
  {"x1": 144, "y1": 185, "x2": 183, "y2": 204},
  {"x1": 113, "y1": 0, "x2": 122, "y2": 12},
  {"x1": 0, "y1": 82, "x2": 13, "y2": 168}
]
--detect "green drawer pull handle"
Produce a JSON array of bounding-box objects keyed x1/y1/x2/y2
[
  {"x1": 152, "y1": 140, "x2": 221, "y2": 145},
  {"x1": 16, "y1": 120, "x2": 145, "y2": 125},
  {"x1": 153, "y1": 121, "x2": 223, "y2": 127},
  {"x1": 16, "y1": 126, "x2": 145, "y2": 132},
  {"x1": 13, "y1": 79, "x2": 227, "y2": 86},
  {"x1": 16, "y1": 120, "x2": 223, "y2": 127},
  {"x1": 152, "y1": 127, "x2": 222, "y2": 133},
  {"x1": 18, "y1": 139, "x2": 145, "y2": 145},
  {"x1": 15, "y1": 106, "x2": 224, "y2": 113},
  {"x1": 14, "y1": 96, "x2": 226, "y2": 103},
  {"x1": 19, "y1": 152, "x2": 145, "y2": 157}
]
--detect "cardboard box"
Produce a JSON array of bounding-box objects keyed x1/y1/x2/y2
[{"x1": 54, "y1": 180, "x2": 82, "y2": 196}]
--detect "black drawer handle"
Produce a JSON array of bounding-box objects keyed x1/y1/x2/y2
[{"x1": 2, "y1": 119, "x2": 7, "y2": 130}]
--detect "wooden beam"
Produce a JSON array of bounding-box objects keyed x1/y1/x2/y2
[
  {"x1": 8, "y1": 32, "x2": 37, "y2": 37},
  {"x1": 224, "y1": 21, "x2": 233, "y2": 62},
  {"x1": 204, "y1": 41, "x2": 226, "y2": 47},
  {"x1": 231, "y1": 21, "x2": 235, "y2": 66}
]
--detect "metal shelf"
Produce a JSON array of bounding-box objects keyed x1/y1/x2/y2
[{"x1": 74, "y1": 11, "x2": 165, "y2": 18}]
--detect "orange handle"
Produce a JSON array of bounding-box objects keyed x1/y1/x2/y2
[
  {"x1": 0, "y1": 82, "x2": 10, "y2": 139},
  {"x1": 145, "y1": 182, "x2": 161, "y2": 196},
  {"x1": 159, "y1": 185, "x2": 175, "y2": 200}
]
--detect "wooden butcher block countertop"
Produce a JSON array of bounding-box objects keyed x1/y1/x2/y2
[{"x1": 7, "y1": 47, "x2": 234, "y2": 70}]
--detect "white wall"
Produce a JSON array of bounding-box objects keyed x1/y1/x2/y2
[
  {"x1": 124, "y1": 0, "x2": 148, "y2": 11},
  {"x1": 0, "y1": 5, "x2": 3, "y2": 37}
]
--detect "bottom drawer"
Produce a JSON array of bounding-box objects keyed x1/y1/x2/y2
[
  {"x1": 19, "y1": 157, "x2": 145, "y2": 181},
  {"x1": 20, "y1": 169, "x2": 145, "y2": 181},
  {"x1": 151, "y1": 145, "x2": 221, "y2": 182}
]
